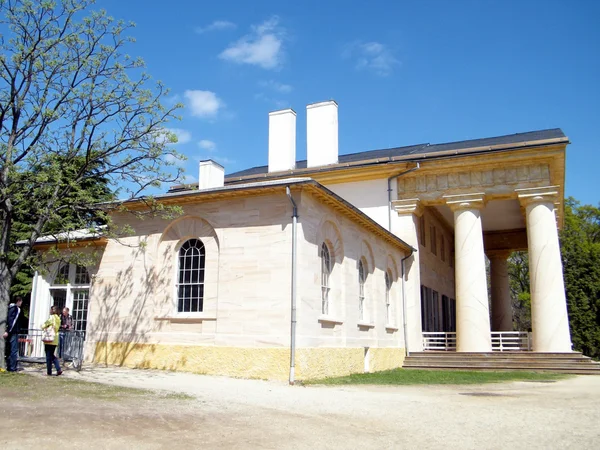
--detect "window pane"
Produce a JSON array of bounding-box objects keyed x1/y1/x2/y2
[
  {"x1": 54, "y1": 264, "x2": 70, "y2": 285},
  {"x1": 74, "y1": 265, "x2": 90, "y2": 285},
  {"x1": 177, "y1": 239, "x2": 205, "y2": 313}
]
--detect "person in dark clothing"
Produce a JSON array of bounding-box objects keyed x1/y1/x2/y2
[
  {"x1": 3, "y1": 296, "x2": 23, "y2": 372},
  {"x1": 59, "y1": 307, "x2": 73, "y2": 358}
]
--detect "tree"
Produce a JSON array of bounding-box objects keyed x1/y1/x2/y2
[
  {"x1": 8, "y1": 154, "x2": 114, "y2": 299},
  {"x1": 508, "y1": 251, "x2": 530, "y2": 332},
  {"x1": 560, "y1": 198, "x2": 600, "y2": 358},
  {"x1": 0, "y1": 0, "x2": 184, "y2": 368}
]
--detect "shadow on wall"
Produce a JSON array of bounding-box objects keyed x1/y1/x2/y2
[{"x1": 89, "y1": 242, "x2": 189, "y2": 370}]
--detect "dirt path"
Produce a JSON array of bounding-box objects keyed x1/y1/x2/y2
[{"x1": 2, "y1": 365, "x2": 600, "y2": 449}]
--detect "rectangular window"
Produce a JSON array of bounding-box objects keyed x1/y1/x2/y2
[
  {"x1": 442, "y1": 295, "x2": 449, "y2": 332},
  {"x1": 419, "y1": 216, "x2": 426, "y2": 247},
  {"x1": 440, "y1": 234, "x2": 446, "y2": 262},
  {"x1": 432, "y1": 290, "x2": 440, "y2": 331},
  {"x1": 50, "y1": 289, "x2": 67, "y2": 312},
  {"x1": 421, "y1": 285, "x2": 436, "y2": 332},
  {"x1": 430, "y1": 225, "x2": 437, "y2": 255},
  {"x1": 72, "y1": 289, "x2": 89, "y2": 334}
]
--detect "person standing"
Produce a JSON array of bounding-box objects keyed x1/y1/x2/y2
[
  {"x1": 59, "y1": 307, "x2": 73, "y2": 358},
  {"x1": 3, "y1": 296, "x2": 23, "y2": 372},
  {"x1": 42, "y1": 306, "x2": 62, "y2": 376}
]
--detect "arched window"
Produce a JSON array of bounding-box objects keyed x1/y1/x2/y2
[
  {"x1": 177, "y1": 239, "x2": 206, "y2": 313},
  {"x1": 385, "y1": 270, "x2": 392, "y2": 324},
  {"x1": 320, "y1": 242, "x2": 331, "y2": 315},
  {"x1": 358, "y1": 259, "x2": 367, "y2": 321},
  {"x1": 54, "y1": 264, "x2": 70, "y2": 285}
]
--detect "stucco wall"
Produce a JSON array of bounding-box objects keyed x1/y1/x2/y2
[
  {"x1": 88, "y1": 193, "x2": 294, "y2": 354},
  {"x1": 325, "y1": 178, "x2": 390, "y2": 229},
  {"x1": 296, "y1": 191, "x2": 407, "y2": 352},
  {"x1": 82, "y1": 188, "x2": 407, "y2": 380}
]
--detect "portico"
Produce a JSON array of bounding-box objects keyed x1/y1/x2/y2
[{"x1": 393, "y1": 143, "x2": 573, "y2": 354}]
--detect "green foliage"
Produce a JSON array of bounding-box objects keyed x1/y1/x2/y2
[
  {"x1": 509, "y1": 251, "x2": 531, "y2": 331},
  {"x1": 560, "y1": 198, "x2": 600, "y2": 359}
]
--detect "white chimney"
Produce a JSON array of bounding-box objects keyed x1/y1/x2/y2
[
  {"x1": 306, "y1": 100, "x2": 338, "y2": 168},
  {"x1": 268, "y1": 108, "x2": 296, "y2": 172},
  {"x1": 198, "y1": 160, "x2": 224, "y2": 189}
]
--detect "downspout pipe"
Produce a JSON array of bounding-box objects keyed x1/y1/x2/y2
[
  {"x1": 401, "y1": 250, "x2": 414, "y2": 357},
  {"x1": 387, "y1": 162, "x2": 420, "y2": 232},
  {"x1": 286, "y1": 186, "x2": 298, "y2": 385},
  {"x1": 387, "y1": 163, "x2": 420, "y2": 358}
]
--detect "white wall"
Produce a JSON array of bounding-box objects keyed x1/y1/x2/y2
[{"x1": 325, "y1": 178, "x2": 391, "y2": 230}]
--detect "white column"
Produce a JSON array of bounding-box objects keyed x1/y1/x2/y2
[
  {"x1": 444, "y1": 193, "x2": 492, "y2": 352},
  {"x1": 488, "y1": 251, "x2": 513, "y2": 331},
  {"x1": 391, "y1": 199, "x2": 423, "y2": 352},
  {"x1": 517, "y1": 187, "x2": 572, "y2": 352}
]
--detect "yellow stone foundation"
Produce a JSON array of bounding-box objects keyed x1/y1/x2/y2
[{"x1": 93, "y1": 342, "x2": 406, "y2": 380}]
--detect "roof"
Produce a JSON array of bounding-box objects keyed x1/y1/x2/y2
[
  {"x1": 46, "y1": 178, "x2": 415, "y2": 253},
  {"x1": 226, "y1": 128, "x2": 567, "y2": 180},
  {"x1": 22, "y1": 225, "x2": 107, "y2": 248}
]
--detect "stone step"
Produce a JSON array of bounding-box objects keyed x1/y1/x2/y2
[
  {"x1": 406, "y1": 356, "x2": 597, "y2": 364},
  {"x1": 403, "y1": 361, "x2": 600, "y2": 369},
  {"x1": 410, "y1": 352, "x2": 587, "y2": 358},
  {"x1": 402, "y1": 352, "x2": 600, "y2": 375},
  {"x1": 402, "y1": 365, "x2": 600, "y2": 375}
]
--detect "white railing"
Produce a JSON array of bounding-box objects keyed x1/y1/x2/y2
[
  {"x1": 423, "y1": 331, "x2": 531, "y2": 351},
  {"x1": 422, "y1": 332, "x2": 457, "y2": 351},
  {"x1": 491, "y1": 331, "x2": 531, "y2": 352}
]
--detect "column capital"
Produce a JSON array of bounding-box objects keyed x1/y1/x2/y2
[
  {"x1": 392, "y1": 198, "x2": 424, "y2": 217},
  {"x1": 516, "y1": 186, "x2": 560, "y2": 207},
  {"x1": 443, "y1": 193, "x2": 486, "y2": 211}
]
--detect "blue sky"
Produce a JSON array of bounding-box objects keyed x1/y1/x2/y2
[{"x1": 101, "y1": 0, "x2": 600, "y2": 205}]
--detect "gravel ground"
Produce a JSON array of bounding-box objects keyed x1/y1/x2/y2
[{"x1": 3, "y1": 364, "x2": 600, "y2": 449}]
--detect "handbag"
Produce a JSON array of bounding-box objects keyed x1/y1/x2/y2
[{"x1": 42, "y1": 325, "x2": 56, "y2": 343}]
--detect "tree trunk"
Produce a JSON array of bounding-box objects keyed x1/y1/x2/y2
[{"x1": 0, "y1": 262, "x2": 12, "y2": 370}]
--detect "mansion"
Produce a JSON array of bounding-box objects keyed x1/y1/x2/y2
[{"x1": 28, "y1": 100, "x2": 572, "y2": 381}]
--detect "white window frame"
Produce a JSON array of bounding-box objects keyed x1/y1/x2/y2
[
  {"x1": 176, "y1": 238, "x2": 206, "y2": 314},
  {"x1": 385, "y1": 270, "x2": 392, "y2": 325},
  {"x1": 49, "y1": 263, "x2": 91, "y2": 333},
  {"x1": 358, "y1": 259, "x2": 367, "y2": 321},
  {"x1": 320, "y1": 242, "x2": 332, "y2": 315}
]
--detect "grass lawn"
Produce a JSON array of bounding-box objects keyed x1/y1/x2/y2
[
  {"x1": 306, "y1": 368, "x2": 569, "y2": 385},
  {"x1": 0, "y1": 371, "x2": 193, "y2": 401}
]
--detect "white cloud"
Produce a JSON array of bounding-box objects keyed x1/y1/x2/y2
[
  {"x1": 343, "y1": 41, "x2": 399, "y2": 76},
  {"x1": 254, "y1": 92, "x2": 288, "y2": 108},
  {"x1": 213, "y1": 155, "x2": 236, "y2": 165},
  {"x1": 219, "y1": 16, "x2": 285, "y2": 69},
  {"x1": 184, "y1": 90, "x2": 224, "y2": 118},
  {"x1": 198, "y1": 139, "x2": 217, "y2": 151},
  {"x1": 195, "y1": 20, "x2": 236, "y2": 34},
  {"x1": 259, "y1": 80, "x2": 292, "y2": 93},
  {"x1": 155, "y1": 128, "x2": 191, "y2": 145}
]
